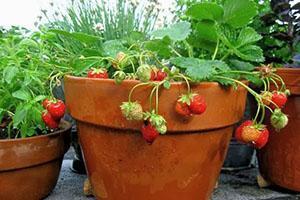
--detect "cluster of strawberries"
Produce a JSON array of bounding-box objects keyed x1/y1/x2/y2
[
  {"x1": 87, "y1": 63, "x2": 208, "y2": 144},
  {"x1": 235, "y1": 91, "x2": 288, "y2": 149},
  {"x1": 42, "y1": 98, "x2": 66, "y2": 129}
]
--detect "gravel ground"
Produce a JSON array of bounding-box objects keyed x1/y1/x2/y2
[{"x1": 45, "y1": 149, "x2": 300, "y2": 200}]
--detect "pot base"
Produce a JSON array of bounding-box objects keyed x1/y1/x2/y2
[{"x1": 79, "y1": 122, "x2": 233, "y2": 200}]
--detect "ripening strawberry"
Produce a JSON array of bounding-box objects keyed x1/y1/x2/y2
[
  {"x1": 270, "y1": 91, "x2": 287, "y2": 110},
  {"x1": 42, "y1": 111, "x2": 59, "y2": 129},
  {"x1": 253, "y1": 128, "x2": 269, "y2": 149},
  {"x1": 235, "y1": 121, "x2": 269, "y2": 149},
  {"x1": 87, "y1": 68, "x2": 109, "y2": 79},
  {"x1": 235, "y1": 120, "x2": 253, "y2": 142},
  {"x1": 141, "y1": 122, "x2": 159, "y2": 144}
]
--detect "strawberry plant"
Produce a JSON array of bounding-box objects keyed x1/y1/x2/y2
[
  {"x1": 49, "y1": 0, "x2": 289, "y2": 147},
  {"x1": 0, "y1": 28, "x2": 67, "y2": 139}
]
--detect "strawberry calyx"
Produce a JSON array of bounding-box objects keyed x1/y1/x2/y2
[{"x1": 143, "y1": 110, "x2": 167, "y2": 134}]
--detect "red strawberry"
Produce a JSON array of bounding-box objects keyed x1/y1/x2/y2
[
  {"x1": 141, "y1": 122, "x2": 159, "y2": 144},
  {"x1": 47, "y1": 100, "x2": 66, "y2": 120},
  {"x1": 175, "y1": 101, "x2": 191, "y2": 116},
  {"x1": 155, "y1": 70, "x2": 167, "y2": 81},
  {"x1": 189, "y1": 94, "x2": 207, "y2": 115},
  {"x1": 150, "y1": 70, "x2": 156, "y2": 81},
  {"x1": 235, "y1": 120, "x2": 253, "y2": 142},
  {"x1": 42, "y1": 98, "x2": 50, "y2": 109},
  {"x1": 87, "y1": 68, "x2": 109, "y2": 79},
  {"x1": 253, "y1": 128, "x2": 269, "y2": 149},
  {"x1": 42, "y1": 111, "x2": 59, "y2": 129},
  {"x1": 270, "y1": 92, "x2": 287, "y2": 109}
]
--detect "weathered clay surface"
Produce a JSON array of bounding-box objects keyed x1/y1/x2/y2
[
  {"x1": 64, "y1": 76, "x2": 248, "y2": 200},
  {"x1": 0, "y1": 121, "x2": 71, "y2": 200}
]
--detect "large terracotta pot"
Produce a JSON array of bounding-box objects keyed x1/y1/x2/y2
[
  {"x1": 64, "y1": 75, "x2": 248, "y2": 200},
  {"x1": 0, "y1": 121, "x2": 71, "y2": 200},
  {"x1": 258, "y1": 68, "x2": 300, "y2": 191}
]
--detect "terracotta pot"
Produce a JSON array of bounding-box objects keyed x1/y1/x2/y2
[
  {"x1": 0, "y1": 121, "x2": 71, "y2": 200},
  {"x1": 258, "y1": 68, "x2": 300, "y2": 191},
  {"x1": 64, "y1": 75, "x2": 248, "y2": 200}
]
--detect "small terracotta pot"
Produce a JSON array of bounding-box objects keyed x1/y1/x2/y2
[
  {"x1": 64, "y1": 76, "x2": 248, "y2": 200},
  {"x1": 0, "y1": 121, "x2": 71, "y2": 200},
  {"x1": 258, "y1": 68, "x2": 300, "y2": 191}
]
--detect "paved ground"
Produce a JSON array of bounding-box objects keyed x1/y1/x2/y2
[{"x1": 45, "y1": 148, "x2": 300, "y2": 200}]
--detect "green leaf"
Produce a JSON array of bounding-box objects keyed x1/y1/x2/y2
[
  {"x1": 194, "y1": 21, "x2": 218, "y2": 42},
  {"x1": 237, "y1": 27, "x2": 262, "y2": 47},
  {"x1": 186, "y1": 3, "x2": 224, "y2": 21},
  {"x1": 19, "y1": 38, "x2": 39, "y2": 49},
  {"x1": 49, "y1": 29, "x2": 102, "y2": 44},
  {"x1": 169, "y1": 57, "x2": 200, "y2": 69},
  {"x1": 229, "y1": 59, "x2": 254, "y2": 71},
  {"x1": 12, "y1": 89, "x2": 31, "y2": 101},
  {"x1": 103, "y1": 40, "x2": 127, "y2": 57},
  {"x1": 235, "y1": 45, "x2": 265, "y2": 62},
  {"x1": 151, "y1": 21, "x2": 191, "y2": 41},
  {"x1": 3, "y1": 66, "x2": 19, "y2": 84},
  {"x1": 163, "y1": 81, "x2": 171, "y2": 89},
  {"x1": 20, "y1": 123, "x2": 35, "y2": 138},
  {"x1": 244, "y1": 74, "x2": 263, "y2": 86},
  {"x1": 33, "y1": 95, "x2": 46, "y2": 102},
  {"x1": 223, "y1": 0, "x2": 257, "y2": 28},
  {"x1": 171, "y1": 58, "x2": 230, "y2": 81},
  {"x1": 144, "y1": 37, "x2": 172, "y2": 58},
  {"x1": 13, "y1": 105, "x2": 29, "y2": 128}
]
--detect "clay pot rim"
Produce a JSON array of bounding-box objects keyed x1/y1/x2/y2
[
  {"x1": 0, "y1": 120, "x2": 71, "y2": 143},
  {"x1": 275, "y1": 67, "x2": 300, "y2": 72},
  {"x1": 65, "y1": 75, "x2": 241, "y2": 86}
]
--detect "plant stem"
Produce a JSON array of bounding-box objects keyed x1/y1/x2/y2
[
  {"x1": 155, "y1": 84, "x2": 159, "y2": 113},
  {"x1": 184, "y1": 40, "x2": 193, "y2": 57},
  {"x1": 212, "y1": 39, "x2": 219, "y2": 61},
  {"x1": 128, "y1": 82, "x2": 150, "y2": 102}
]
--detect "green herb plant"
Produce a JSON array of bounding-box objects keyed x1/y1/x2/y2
[{"x1": 0, "y1": 28, "x2": 67, "y2": 139}]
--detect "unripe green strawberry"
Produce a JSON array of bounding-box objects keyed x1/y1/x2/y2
[
  {"x1": 113, "y1": 71, "x2": 126, "y2": 85},
  {"x1": 271, "y1": 109, "x2": 288, "y2": 131},
  {"x1": 136, "y1": 64, "x2": 155, "y2": 82},
  {"x1": 156, "y1": 124, "x2": 167, "y2": 134},
  {"x1": 120, "y1": 102, "x2": 143, "y2": 121}
]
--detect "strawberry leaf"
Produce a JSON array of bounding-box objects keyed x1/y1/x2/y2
[
  {"x1": 103, "y1": 40, "x2": 127, "y2": 57},
  {"x1": 223, "y1": 0, "x2": 257, "y2": 28},
  {"x1": 229, "y1": 59, "x2": 254, "y2": 71},
  {"x1": 151, "y1": 21, "x2": 192, "y2": 42},
  {"x1": 169, "y1": 57, "x2": 200, "y2": 69},
  {"x1": 144, "y1": 37, "x2": 172, "y2": 58},
  {"x1": 237, "y1": 27, "x2": 262, "y2": 47},
  {"x1": 186, "y1": 3, "x2": 224, "y2": 21}
]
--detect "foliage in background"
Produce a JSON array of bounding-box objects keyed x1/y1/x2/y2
[
  {"x1": 36, "y1": 0, "x2": 168, "y2": 54},
  {"x1": 0, "y1": 28, "x2": 68, "y2": 139},
  {"x1": 251, "y1": 0, "x2": 300, "y2": 67}
]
